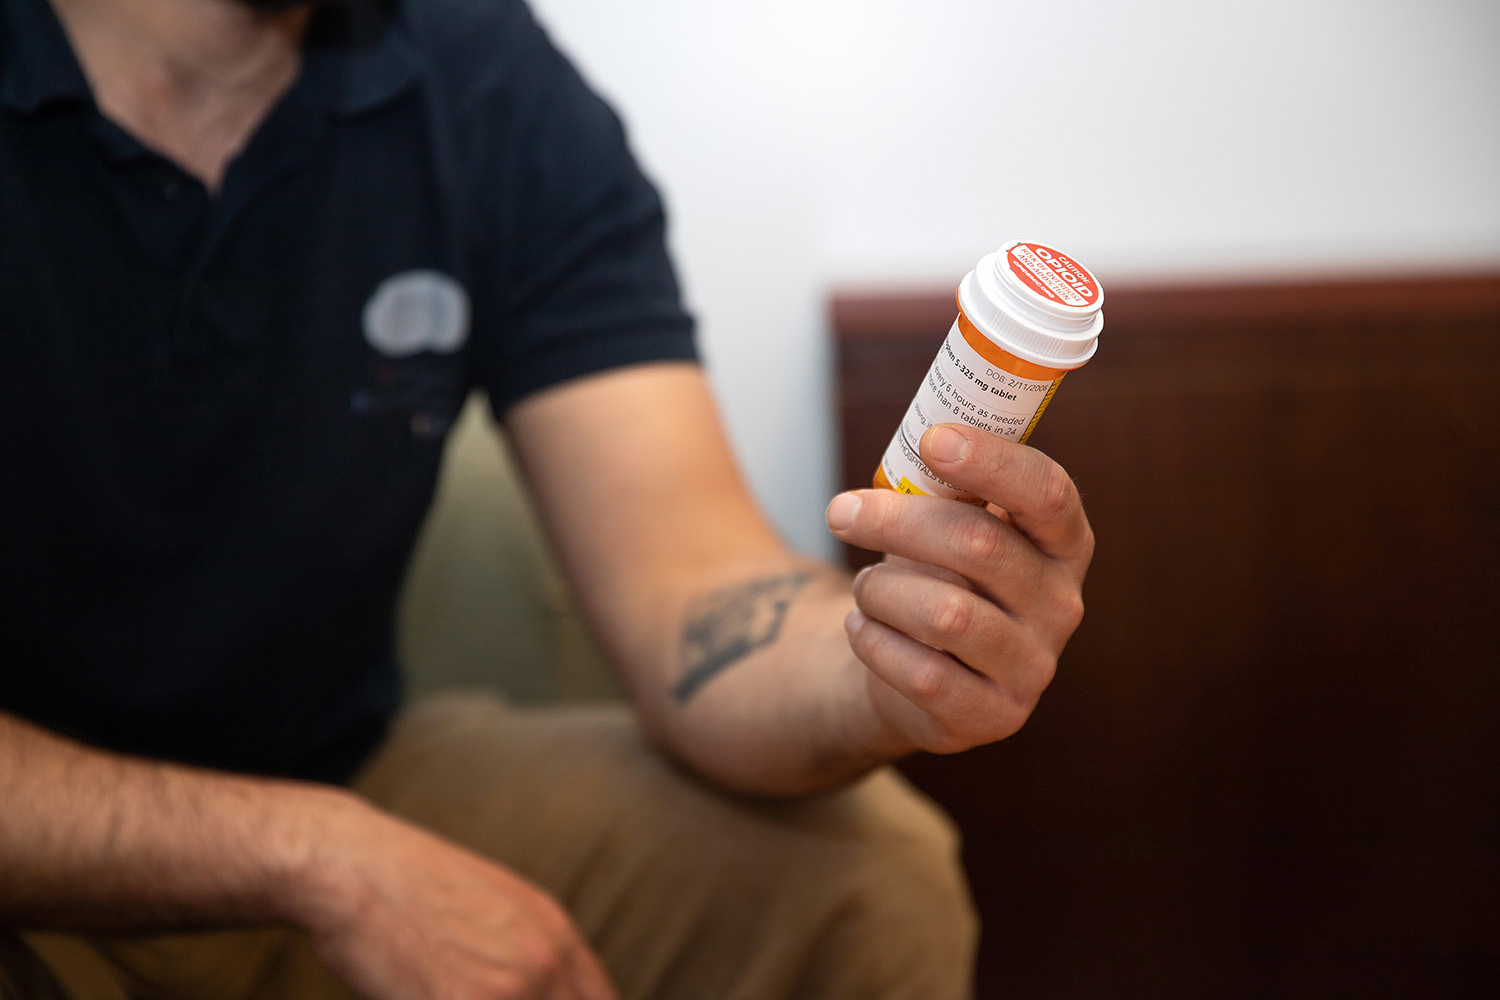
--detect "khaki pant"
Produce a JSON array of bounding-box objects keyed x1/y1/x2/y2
[{"x1": 9, "y1": 694, "x2": 977, "y2": 999}]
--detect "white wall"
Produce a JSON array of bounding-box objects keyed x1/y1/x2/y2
[{"x1": 527, "y1": 0, "x2": 1500, "y2": 558}]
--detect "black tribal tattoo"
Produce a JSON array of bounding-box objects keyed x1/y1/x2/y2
[{"x1": 673, "y1": 571, "x2": 811, "y2": 702}]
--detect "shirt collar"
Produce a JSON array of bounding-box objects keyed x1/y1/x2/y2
[
  {"x1": 297, "y1": 0, "x2": 419, "y2": 118},
  {"x1": 0, "y1": 0, "x2": 94, "y2": 113},
  {"x1": 0, "y1": 0, "x2": 418, "y2": 118}
]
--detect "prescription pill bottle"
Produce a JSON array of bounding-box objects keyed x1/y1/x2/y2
[{"x1": 874, "y1": 240, "x2": 1104, "y2": 504}]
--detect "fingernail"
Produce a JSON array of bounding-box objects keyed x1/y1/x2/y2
[
  {"x1": 926, "y1": 426, "x2": 970, "y2": 464},
  {"x1": 826, "y1": 492, "x2": 862, "y2": 532},
  {"x1": 843, "y1": 609, "x2": 867, "y2": 638}
]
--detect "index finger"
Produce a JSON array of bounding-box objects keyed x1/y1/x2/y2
[{"x1": 919, "y1": 423, "x2": 1094, "y2": 570}]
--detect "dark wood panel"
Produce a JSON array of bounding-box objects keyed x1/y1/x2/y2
[{"x1": 832, "y1": 275, "x2": 1500, "y2": 998}]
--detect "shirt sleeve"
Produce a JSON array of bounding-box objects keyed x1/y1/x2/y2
[{"x1": 460, "y1": 2, "x2": 698, "y2": 417}]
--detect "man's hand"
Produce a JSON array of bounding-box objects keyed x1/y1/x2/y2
[
  {"x1": 294, "y1": 797, "x2": 618, "y2": 1000},
  {"x1": 0, "y1": 713, "x2": 616, "y2": 1000},
  {"x1": 825, "y1": 423, "x2": 1094, "y2": 755}
]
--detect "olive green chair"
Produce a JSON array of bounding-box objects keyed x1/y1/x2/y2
[{"x1": 396, "y1": 394, "x2": 621, "y2": 705}]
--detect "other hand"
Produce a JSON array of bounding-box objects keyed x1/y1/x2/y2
[{"x1": 292, "y1": 795, "x2": 618, "y2": 1000}]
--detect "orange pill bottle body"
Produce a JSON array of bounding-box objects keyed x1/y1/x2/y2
[{"x1": 874, "y1": 240, "x2": 1105, "y2": 504}]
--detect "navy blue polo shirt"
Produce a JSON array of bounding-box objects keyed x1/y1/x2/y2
[{"x1": 0, "y1": 0, "x2": 696, "y2": 782}]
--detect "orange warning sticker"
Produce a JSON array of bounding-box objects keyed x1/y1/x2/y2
[{"x1": 1007, "y1": 243, "x2": 1099, "y2": 309}]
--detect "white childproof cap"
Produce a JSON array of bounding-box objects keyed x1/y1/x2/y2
[{"x1": 959, "y1": 240, "x2": 1104, "y2": 370}]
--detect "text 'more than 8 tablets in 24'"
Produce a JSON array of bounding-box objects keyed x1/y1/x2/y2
[{"x1": 874, "y1": 240, "x2": 1105, "y2": 504}]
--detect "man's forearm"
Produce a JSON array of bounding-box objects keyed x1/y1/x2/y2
[
  {"x1": 627, "y1": 561, "x2": 915, "y2": 798},
  {"x1": 0, "y1": 711, "x2": 342, "y2": 930},
  {"x1": 504, "y1": 366, "x2": 1085, "y2": 798}
]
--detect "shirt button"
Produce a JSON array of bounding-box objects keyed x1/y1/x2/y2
[{"x1": 162, "y1": 179, "x2": 184, "y2": 201}]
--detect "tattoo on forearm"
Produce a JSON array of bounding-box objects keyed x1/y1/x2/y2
[{"x1": 673, "y1": 571, "x2": 811, "y2": 702}]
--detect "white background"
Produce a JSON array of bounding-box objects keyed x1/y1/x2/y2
[{"x1": 526, "y1": 0, "x2": 1500, "y2": 558}]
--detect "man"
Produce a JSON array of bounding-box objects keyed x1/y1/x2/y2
[{"x1": 0, "y1": 0, "x2": 1095, "y2": 997}]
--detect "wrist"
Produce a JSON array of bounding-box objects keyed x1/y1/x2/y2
[{"x1": 256, "y1": 781, "x2": 373, "y2": 930}]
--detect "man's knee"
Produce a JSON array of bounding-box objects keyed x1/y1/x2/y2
[
  {"x1": 623, "y1": 764, "x2": 978, "y2": 1000},
  {"x1": 783, "y1": 768, "x2": 978, "y2": 999}
]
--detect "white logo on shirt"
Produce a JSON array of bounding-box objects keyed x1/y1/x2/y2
[{"x1": 362, "y1": 270, "x2": 470, "y2": 357}]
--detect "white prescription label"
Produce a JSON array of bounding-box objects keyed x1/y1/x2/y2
[{"x1": 878, "y1": 318, "x2": 1063, "y2": 501}]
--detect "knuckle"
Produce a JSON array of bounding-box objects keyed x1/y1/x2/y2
[
  {"x1": 1057, "y1": 590, "x2": 1085, "y2": 633},
  {"x1": 907, "y1": 654, "x2": 948, "y2": 701},
  {"x1": 516, "y1": 931, "x2": 566, "y2": 981},
  {"x1": 1032, "y1": 653, "x2": 1058, "y2": 693},
  {"x1": 951, "y1": 514, "x2": 1006, "y2": 569},
  {"x1": 1078, "y1": 522, "x2": 1097, "y2": 563},
  {"x1": 984, "y1": 687, "x2": 1032, "y2": 741},
  {"x1": 989, "y1": 713, "x2": 1025, "y2": 743},
  {"x1": 986, "y1": 654, "x2": 1054, "y2": 725},
  {"x1": 925, "y1": 588, "x2": 975, "y2": 642},
  {"x1": 1037, "y1": 463, "x2": 1078, "y2": 519},
  {"x1": 867, "y1": 492, "x2": 905, "y2": 547},
  {"x1": 524, "y1": 894, "x2": 572, "y2": 939},
  {"x1": 1016, "y1": 649, "x2": 1058, "y2": 700},
  {"x1": 476, "y1": 972, "x2": 527, "y2": 1000}
]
